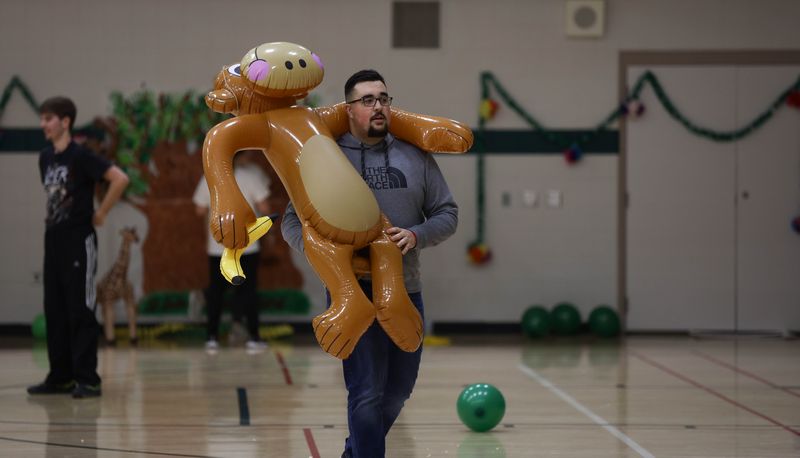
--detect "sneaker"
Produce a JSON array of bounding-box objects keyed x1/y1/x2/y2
[
  {"x1": 72, "y1": 383, "x2": 102, "y2": 399},
  {"x1": 245, "y1": 340, "x2": 268, "y2": 353},
  {"x1": 205, "y1": 339, "x2": 220, "y2": 353},
  {"x1": 27, "y1": 381, "x2": 75, "y2": 395}
]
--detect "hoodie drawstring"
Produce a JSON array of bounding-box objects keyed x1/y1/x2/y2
[{"x1": 339, "y1": 138, "x2": 392, "y2": 182}]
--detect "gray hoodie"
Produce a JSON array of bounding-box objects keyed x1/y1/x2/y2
[{"x1": 281, "y1": 132, "x2": 458, "y2": 293}]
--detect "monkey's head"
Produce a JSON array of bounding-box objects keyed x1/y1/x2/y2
[{"x1": 206, "y1": 42, "x2": 324, "y2": 116}]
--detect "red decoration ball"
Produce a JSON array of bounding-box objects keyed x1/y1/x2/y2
[
  {"x1": 563, "y1": 144, "x2": 583, "y2": 165},
  {"x1": 480, "y1": 99, "x2": 500, "y2": 120},
  {"x1": 467, "y1": 243, "x2": 492, "y2": 265},
  {"x1": 626, "y1": 100, "x2": 646, "y2": 118},
  {"x1": 488, "y1": 99, "x2": 499, "y2": 116},
  {"x1": 787, "y1": 91, "x2": 800, "y2": 108}
]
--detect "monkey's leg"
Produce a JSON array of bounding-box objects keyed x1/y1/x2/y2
[
  {"x1": 369, "y1": 227, "x2": 423, "y2": 353},
  {"x1": 303, "y1": 222, "x2": 376, "y2": 359}
]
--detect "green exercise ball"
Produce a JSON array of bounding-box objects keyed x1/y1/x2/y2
[
  {"x1": 521, "y1": 305, "x2": 550, "y2": 338},
  {"x1": 457, "y1": 383, "x2": 506, "y2": 432},
  {"x1": 588, "y1": 305, "x2": 620, "y2": 337},
  {"x1": 31, "y1": 314, "x2": 47, "y2": 340},
  {"x1": 551, "y1": 302, "x2": 581, "y2": 335}
]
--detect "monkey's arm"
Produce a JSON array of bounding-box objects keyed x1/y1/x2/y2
[
  {"x1": 203, "y1": 113, "x2": 271, "y2": 249},
  {"x1": 389, "y1": 107, "x2": 473, "y2": 153},
  {"x1": 314, "y1": 103, "x2": 349, "y2": 137},
  {"x1": 315, "y1": 103, "x2": 473, "y2": 153}
]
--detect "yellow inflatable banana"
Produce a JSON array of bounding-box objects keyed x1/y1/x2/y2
[{"x1": 220, "y1": 215, "x2": 274, "y2": 285}]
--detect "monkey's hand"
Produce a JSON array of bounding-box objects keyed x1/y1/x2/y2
[
  {"x1": 420, "y1": 120, "x2": 474, "y2": 153},
  {"x1": 219, "y1": 216, "x2": 274, "y2": 285},
  {"x1": 209, "y1": 189, "x2": 256, "y2": 250}
]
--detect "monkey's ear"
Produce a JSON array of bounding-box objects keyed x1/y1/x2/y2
[{"x1": 205, "y1": 89, "x2": 238, "y2": 114}]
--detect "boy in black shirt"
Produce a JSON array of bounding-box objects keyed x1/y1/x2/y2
[{"x1": 28, "y1": 96, "x2": 129, "y2": 398}]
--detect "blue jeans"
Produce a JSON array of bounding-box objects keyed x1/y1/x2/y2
[{"x1": 327, "y1": 281, "x2": 424, "y2": 458}]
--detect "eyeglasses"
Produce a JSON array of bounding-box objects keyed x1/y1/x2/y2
[{"x1": 346, "y1": 94, "x2": 393, "y2": 107}]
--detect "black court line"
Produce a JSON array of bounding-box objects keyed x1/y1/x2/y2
[
  {"x1": 0, "y1": 435, "x2": 220, "y2": 457},
  {"x1": 237, "y1": 387, "x2": 250, "y2": 426}
]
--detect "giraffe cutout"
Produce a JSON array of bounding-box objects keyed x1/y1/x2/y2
[{"x1": 97, "y1": 227, "x2": 139, "y2": 345}]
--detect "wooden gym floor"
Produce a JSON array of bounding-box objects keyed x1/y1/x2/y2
[{"x1": 0, "y1": 333, "x2": 798, "y2": 457}]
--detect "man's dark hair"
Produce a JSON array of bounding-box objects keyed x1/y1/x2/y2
[
  {"x1": 40, "y1": 96, "x2": 77, "y2": 131},
  {"x1": 344, "y1": 69, "x2": 386, "y2": 101}
]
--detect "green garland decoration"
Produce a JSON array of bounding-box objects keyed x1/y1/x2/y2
[
  {"x1": 0, "y1": 76, "x2": 39, "y2": 123},
  {"x1": 628, "y1": 71, "x2": 800, "y2": 141},
  {"x1": 466, "y1": 80, "x2": 491, "y2": 265},
  {"x1": 472, "y1": 70, "x2": 800, "y2": 261}
]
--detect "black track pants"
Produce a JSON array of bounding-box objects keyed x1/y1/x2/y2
[{"x1": 43, "y1": 226, "x2": 101, "y2": 386}]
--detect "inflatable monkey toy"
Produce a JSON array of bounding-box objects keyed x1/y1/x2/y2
[{"x1": 203, "y1": 42, "x2": 473, "y2": 359}]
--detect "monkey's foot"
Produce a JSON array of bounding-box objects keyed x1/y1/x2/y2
[
  {"x1": 374, "y1": 287, "x2": 423, "y2": 353},
  {"x1": 312, "y1": 297, "x2": 376, "y2": 359}
]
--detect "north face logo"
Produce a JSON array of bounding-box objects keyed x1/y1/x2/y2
[{"x1": 363, "y1": 166, "x2": 408, "y2": 190}]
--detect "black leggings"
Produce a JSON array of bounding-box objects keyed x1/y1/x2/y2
[{"x1": 205, "y1": 253, "x2": 260, "y2": 340}]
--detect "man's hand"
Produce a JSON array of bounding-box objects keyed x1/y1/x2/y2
[{"x1": 386, "y1": 227, "x2": 416, "y2": 255}]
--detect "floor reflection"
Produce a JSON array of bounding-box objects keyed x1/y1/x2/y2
[
  {"x1": 27, "y1": 395, "x2": 100, "y2": 458},
  {"x1": 457, "y1": 431, "x2": 506, "y2": 458}
]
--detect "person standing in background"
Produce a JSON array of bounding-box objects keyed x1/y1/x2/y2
[
  {"x1": 28, "y1": 96, "x2": 129, "y2": 399},
  {"x1": 194, "y1": 150, "x2": 271, "y2": 352}
]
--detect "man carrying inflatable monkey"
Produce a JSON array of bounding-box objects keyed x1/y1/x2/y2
[
  {"x1": 203, "y1": 41, "x2": 471, "y2": 458},
  {"x1": 285, "y1": 66, "x2": 469, "y2": 458}
]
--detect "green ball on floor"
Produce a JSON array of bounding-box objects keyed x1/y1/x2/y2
[
  {"x1": 589, "y1": 305, "x2": 620, "y2": 337},
  {"x1": 551, "y1": 302, "x2": 581, "y2": 335},
  {"x1": 521, "y1": 305, "x2": 550, "y2": 338},
  {"x1": 32, "y1": 314, "x2": 47, "y2": 340},
  {"x1": 457, "y1": 383, "x2": 506, "y2": 432}
]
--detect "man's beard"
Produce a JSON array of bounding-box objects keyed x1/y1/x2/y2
[
  {"x1": 368, "y1": 125, "x2": 388, "y2": 137},
  {"x1": 368, "y1": 117, "x2": 388, "y2": 138}
]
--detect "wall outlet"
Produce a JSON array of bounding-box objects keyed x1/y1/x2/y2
[
  {"x1": 501, "y1": 192, "x2": 511, "y2": 207},
  {"x1": 546, "y1": 190, "x2": 563, "y2": 208},
  {"x1": 522, "y1": 190, "x2": 538, "y2": 208}
]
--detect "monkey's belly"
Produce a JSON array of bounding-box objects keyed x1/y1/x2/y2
[{"x1": 299, "y1": 135, "x2": 380, "y2": 234}]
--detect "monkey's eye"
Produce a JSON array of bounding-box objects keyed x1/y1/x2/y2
[{"x1": 227, "y1": 64, "x2": 242, "y2": 76}]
